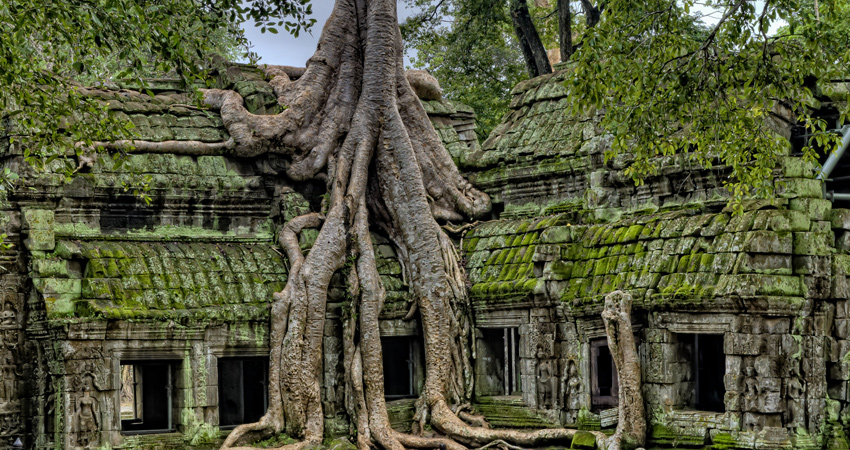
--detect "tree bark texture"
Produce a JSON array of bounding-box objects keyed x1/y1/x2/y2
[
  {"x1": 601, "y1": 291, "x2": 646, "y2": 450},
  {"x1": 581, "y1": 0, "x2": 601, "y2": 28},
  {"x1": 558, "y1": 0, "x2": 573, "y2": 62},
  {"x1": 100, "y1": 1, "x2": 647, "y2": 449},
  {"x1": 510, "y1": 0, "x2": 553, "y2": 77}
]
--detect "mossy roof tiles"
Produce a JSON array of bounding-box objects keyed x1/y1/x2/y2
[
  {"x1": 463, "y1": 206, "x2": 818, "y2": 310},
  {"x1": 47, "y1": 240, "x2": 287, "y2": 321},
  {"x1": 35, "y1": 236, "x2": 411, "y2": 322}
]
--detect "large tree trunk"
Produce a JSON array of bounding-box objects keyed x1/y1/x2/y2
[
  {"x1": 132, "y1": 1, "x2": 646, "y2": 449},
  {"x1": 510, "y1": 0, "x2": 553, "y2": 77},
  {"x1": 558, "y1": 0, "x2": 573, "y2": 62}
]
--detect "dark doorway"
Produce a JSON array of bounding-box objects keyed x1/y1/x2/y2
[
  {"x1": 476, "y1": 328, "x2": 521, "y2": 396},
  {"x1": 382, "y1": 336, "x2": 418, "y2": 399},
  {"x1": 591, "y1": 338, "x2": 618, "y2": 410},
  {"x1": 120, "y1": 361, "x2": 176, "y2": 433},
  {"x1": 679, "y1": 334, "x2": 725, "y2": 412},
  {"x1": 218, "y1": 357, "x2": 269, "y2": 427}
]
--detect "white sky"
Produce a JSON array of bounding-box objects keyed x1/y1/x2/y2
[
  {"x1": 239, "y1": 2, "x2": 420, "y2": 67},
  {"x1": 238, "y1": 1, "x2": 781, "y2": 67}
]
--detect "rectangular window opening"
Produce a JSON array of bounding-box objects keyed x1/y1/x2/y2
[
  {"x1": 381, "y1": 336, "x2": 421, "y2": 399},
  {"x1": 219, "y1": 357, "x2": 269, "y2": 428},
  {"x1": 591, "y1": 338, "x2": 619, "y2": 411},
  {"x1": 678, "y1": 334, "x2": 725, "y2": 412},
  {"x1": 476, "y1": 328, "x2": 521, "y2": 396},
  {"x1": 120, "y1": 361, "x2": 177, "y2": 434}
]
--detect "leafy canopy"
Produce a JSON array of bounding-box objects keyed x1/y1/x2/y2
[
  {"x1": 402, "y1": 0, "x2": 590, "y2": 138},
  {"x1": 0, "y1": 0, "x2": 314, "y2": 202},
  {"x1": 568, "y1": 0, "x2": 850, "y2": 200}
]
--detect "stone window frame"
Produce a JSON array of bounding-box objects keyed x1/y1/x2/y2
[
  {"x1": 378, "y1": 318, "x2": 425, "y2": 400},
  {"x1": 590, "y1": 337, "x2": 618, "y2": 410},
  {"x1": 578, "y1": 319, "x2": 642, "y2": 414},
  {"x1": 208, "y1": 345, "x2": 270, "y2": 428},
  {"x1": 659, "y1": 313, "x2": 733, "y2": 415},
  {"x1": 473, "y1": 310, "x2": 527, "y2": 400},
  {"x1": 109, "y1": 349, "x2": 186, "y2": 436}
]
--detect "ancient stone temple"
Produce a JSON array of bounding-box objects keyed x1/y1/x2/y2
[{"x1": 1, "y1": 63, "x2": 849, "y2": 450}]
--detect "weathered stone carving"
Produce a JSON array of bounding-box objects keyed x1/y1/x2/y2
[
  {"x1": 73, "y1": 379, "x2": 99, "y2": 448},
  {"x1": 564, "y1": 359, "x2": 582, "y2": 412},
  {"x1": 536, "y1": 350, "x2": 557, "y2": 409},
  {"x1": 0, "y1": 355, "x2": 19, "y2": 406}
]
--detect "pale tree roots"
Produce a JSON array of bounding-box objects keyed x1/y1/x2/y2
[{"x1": 194, "y1": 1, "x2": 646, "y2": 450}]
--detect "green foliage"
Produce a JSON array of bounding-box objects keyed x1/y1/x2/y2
[
  {"x1": 401, "y1": 1, "x2": 602, "y2": 138},
  {"x1": 0, "y1": 0, "x2": 315, "y2": 203},
  {"x1": 402, "y1": 0, "x2": 528, "y2": 138},
  {"x1": 567, "y1": 0, "x2": 850, "y2": 202}
]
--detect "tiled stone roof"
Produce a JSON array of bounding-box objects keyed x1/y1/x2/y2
[
  {"x1": 35, "y1": 240, "x2": 287, "y2": 321},
  {"x1": 464, "y1": 199, "x2": 844, "y2": 312},
  {"x1": 30, "y1": 233, "x2": 410, "y2": 321}
]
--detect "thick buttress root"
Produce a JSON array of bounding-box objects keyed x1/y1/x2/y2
[
  {"x1": 193, "y1": 1, "x2": 646, "y2": 450},
  {"x1": 601, "y1": 291, "x2": 646, "y2": 450}
]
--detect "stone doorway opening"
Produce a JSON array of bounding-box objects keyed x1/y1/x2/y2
[
  {"x1": 678, "y1": 333, "x2": 725, "y2": 412},
  {"x1": 218, "y1": 357, "x2": 269, "y2": 428},
  {"x1": 476, "y1": 328, "x2": 521, "y2": 397},
  {"x1": 120, "y1": 361, "x2": 177, "y2": 433}
]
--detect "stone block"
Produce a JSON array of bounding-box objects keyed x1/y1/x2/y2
[
  {"x1": 835, "y1": 319, "x2": 850, "y2": 339},
  {"x1": 793, "y1": 256, "x2": 830, "y2": 276},
  {"x1": 733, "y1": 316, "x2": 762, "y2": 334},
  {"x1": 793, "y1": 232, "x2": 834, "y2": 255},
  {"x1": 725, "y1": 372, "x2": 744, "y2": 392},
  {"x1": 776, "y1": 178, "x2": 823, "y2": 199},
  {"x1": 725, "y1": 391, "x2": 742, "y2": 410},
  {"x1": 764, "y1": 318, "x2": 791, "y2": 334},
  {"x1": 715, "y1": 274, "x2": 803, "y2": 297},
  {"x1": 743, "y1": 231, "x2": 792, "y2": 254},
  {"x1": 34, "y1": 278, "x2": 82, "y2": 296},
  {"x1": 645, "y1": 328, "x2": 671, "y2": 343},
  {"x1": 244, "y1": 93, "x2": 269, "y2": 113},
  {"x1": 779, "y1": 157, "x2": 818, "y2": 178},
  {"x1": 739, "y1": 254, "x2": 792, "y2": 275},
  {"x1": 836, "y1": 231, "x2": 850, "y2": 252},
  {"x1": 760, "y1": 391, "x2": 785, "y2": 413},
  {"x1": 714, "y1": 232, "x2": 747, "y2": 253},
  {"x1": 829, "y1": 361, "x2": 850, "y2": 381},
  {"x1": 725, "y1": 333, "x2": 763, "y2": 355},
  {"x1": 789, "y1": 198, "x2": 832, "y2": 221},
  {"x1": 812, "y1": 220, "x2": 832, "y2": 233},
  {"x1": 830, "y1": 340, "x2": 850, "y2": 364},
  {"x1": 830, "y1": 208, "x2": 850, "y2": 230},
  {"x1": 22, "y1": 208, "x2": 54, "y2": 231},
  {"x1": 26, "y1": 228, "x2": 54, "y2": 251},
  {"x1": 44, "y1": 294, "x2": 77, "y2": 317},
  {"x1": 754, "y1": 355, "x2": 779, "y2": 377},
  {"x1": 803, "y1": 276, "x2": 831, "y2": 299},
  {"x1": 760, "y1": 377, "x2": 782, "y2": 393},
  {"x1": 32, "y1": 259, "x2": 82, "y2": 278},
  {"x1": 645, "y1": 343, "x2": 675, "y2": 383}
]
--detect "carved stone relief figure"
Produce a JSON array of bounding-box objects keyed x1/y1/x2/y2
[
  {"x1": 1, "y1": 330, "x2": 16, "y2": 351},
  {"x1": 536, "y1": 345, "x2": 555, "y2": 409},
  {"x1": 0, "y1": 303, "x2": 16, "y2": 326},
  {"x1": 0, "y1": 355, "x2": 20, "y2": 406},
  {"x1": 786, "y1": 377, "x2": 806, "y2": 428},
  {"x1": 743, "y1": 367, "x2": 759, "y2": 412},
  {"x1": 74, "y1": 378, "x2": 99, "y2": 448},
  {"x1": 563, "y1": 359, "x2": 582, "y2": 411}
]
